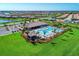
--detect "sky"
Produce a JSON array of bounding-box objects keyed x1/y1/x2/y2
[{"x1": 0, "y1": 3, "x2": 79, "y2": 11}]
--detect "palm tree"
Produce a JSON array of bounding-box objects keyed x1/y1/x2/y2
[
  {"x1": 4, "y1": 23, "x2": 10, "y2": 31},
  {"x1": 22, "y1": 17, "x2": 29, "y2": 33}
]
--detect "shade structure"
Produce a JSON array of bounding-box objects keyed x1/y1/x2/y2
[{"x1": 25, "y1": 21, "x2": 47, "y2": 28}]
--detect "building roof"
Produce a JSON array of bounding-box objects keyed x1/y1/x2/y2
[{"x1": 25, "y1": 21, "x2": 47, "y2": 28}]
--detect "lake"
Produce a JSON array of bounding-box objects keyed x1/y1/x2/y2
[{"x1": 0, "y1": 20, "x2": 15, "y2": 23}]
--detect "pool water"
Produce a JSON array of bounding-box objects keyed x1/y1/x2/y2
[{"x1": 33, "y1": 26, "x2": 63, "y2": 38}]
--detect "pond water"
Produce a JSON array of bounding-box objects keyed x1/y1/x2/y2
[{"x1": 0, "y1": 20, "x2": 15, "y2": 23}]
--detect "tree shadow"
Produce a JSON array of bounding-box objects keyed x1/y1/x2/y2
[
  {"x1": 64, "y1": 35, "x2": 69, "y2": 37},
  {"x1": 69, "y1": 29, "x2": 73, "y2": 32},
  {"x1": 69, "y1": 32, "x2": 74, "y2": 35},
  {"x1": 61, "y1": 39, "x2": 67, "y2": 41},
  {"x1": 51, "y1": 42, "x2": 57, "y2": 46}
]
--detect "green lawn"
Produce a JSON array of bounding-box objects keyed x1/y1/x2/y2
[{"x1": 0, "y1": 26, "x2": 79, "y2": 56}]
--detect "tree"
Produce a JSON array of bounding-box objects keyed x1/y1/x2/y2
[{"x1": 4, "y1": 23, "x2": 10, "y2": 31}]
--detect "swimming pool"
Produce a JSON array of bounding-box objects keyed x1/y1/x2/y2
[{"x1": 32, "y1": 26, "x2": 63, "y2": 38}]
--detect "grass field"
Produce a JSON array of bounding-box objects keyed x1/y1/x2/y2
[{"x1": 0, "y1": 25, "x2": 79, "y2": 56}]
